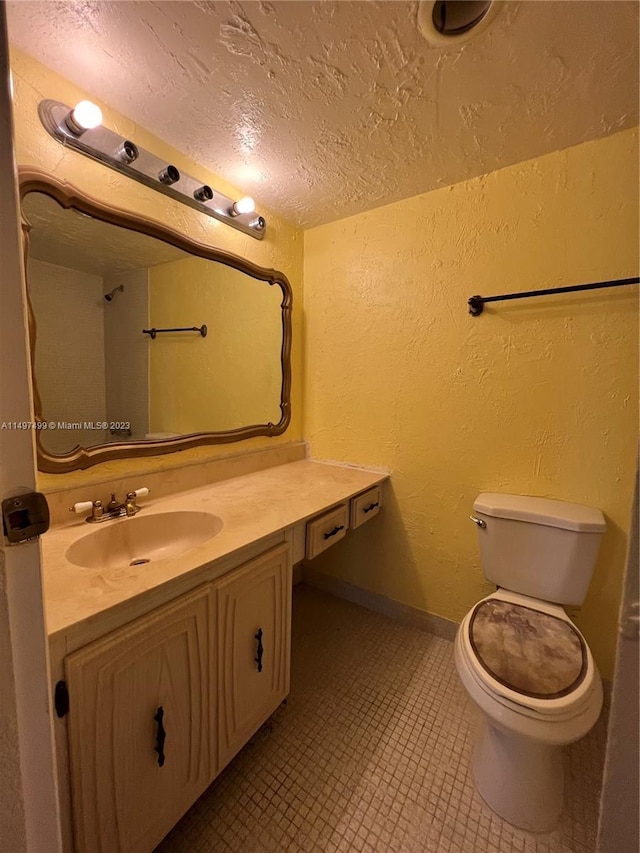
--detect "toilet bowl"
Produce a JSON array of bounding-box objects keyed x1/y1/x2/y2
[
  {"x1": 456, "y1": 493, "x2": 606, "y2": 832},
  {"x1": 455, "y1": 589, "x2": 602, "y2": 832}
]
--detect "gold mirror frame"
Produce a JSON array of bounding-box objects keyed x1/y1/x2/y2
[{"x1": 20, "y1": 168, "x2": 292, "y2": 473}]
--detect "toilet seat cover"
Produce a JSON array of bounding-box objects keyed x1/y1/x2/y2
[{"x1": 469, "y1": 599, "x2": 587, "y2": 699}]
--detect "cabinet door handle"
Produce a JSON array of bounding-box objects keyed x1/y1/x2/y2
[
  {"x1": 254, "y1": 628, "x2": 264, "y2": 673},
  {"x1": 154, "y1": 706, "x2": 166, "y2": 767},
  {"x1": 363, "y1": 502, "x2": 379, "y2": 514},
  {"x1": 323, "y1": 524, "x2": 344, "y2": 540}
]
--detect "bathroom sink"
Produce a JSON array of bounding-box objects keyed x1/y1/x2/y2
[{"x1": 65, "y1": 511, "x2": 224, "y2": 570}]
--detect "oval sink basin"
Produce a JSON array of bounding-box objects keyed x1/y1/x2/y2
[{"x1": 65, "y1": 511, "x2": 224, "y2": 570}]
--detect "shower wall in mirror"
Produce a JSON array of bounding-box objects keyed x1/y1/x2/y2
[{"x1": 20, "y1": 170, "x2": 292, "y2": 472}]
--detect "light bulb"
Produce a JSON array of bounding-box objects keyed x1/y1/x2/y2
[
  {"x1": 230, "y1": 196, "x2": 255, "y2": 217},
  {"x1": 66, "y1": 100, "x2": 102, "y2": 134}
]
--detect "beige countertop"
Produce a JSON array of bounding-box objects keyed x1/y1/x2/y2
[{"x1": 42, "y1": 459, "x2": 387, "y2": 638}]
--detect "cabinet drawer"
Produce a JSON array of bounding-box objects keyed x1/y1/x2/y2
[
  {"x1": 350, "y1": 486, "x2": 382, "y2": 529},
  {"x1": 306, "y1": 504, "x2": 349, "y2": 559}
]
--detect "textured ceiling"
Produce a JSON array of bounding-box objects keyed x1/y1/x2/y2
[
  {"x1": 7, "y1": 1, "x2": 639, "y2": 228},
  {"x1": 24, "y1": 192, "x2": 186, "y2": 277}
]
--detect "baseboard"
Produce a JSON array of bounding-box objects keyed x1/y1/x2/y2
[{"x1": 302, "y1": 566, "x2": 458, "y2": 641}]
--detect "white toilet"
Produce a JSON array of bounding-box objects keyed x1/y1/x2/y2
[{"x1": 454, "y1": 492, "x2": 606, "y2": 833}]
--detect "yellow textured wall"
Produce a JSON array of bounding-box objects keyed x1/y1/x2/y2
[
  {"x1": 303, "y1": 129, "x2": 639, "y2": 680},
  {"x1": 148, "y1": 256, "x2": 282, "y2": 432},
  {"x1": 9, "y1": 47, "x2": 303, "y2": 490}
]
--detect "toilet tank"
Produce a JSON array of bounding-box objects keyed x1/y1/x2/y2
[{"x1": 473, "y1": 493, "x2": 606, "y2": 606}]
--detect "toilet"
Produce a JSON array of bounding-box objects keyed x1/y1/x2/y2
[{"x1": 454, "y1": 492, "x2": 606, "y2": 833}]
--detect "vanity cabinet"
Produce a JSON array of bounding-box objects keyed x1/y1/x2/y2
[
  {"x1": 46, "y1": 461, "x2": 387, "y2": 853},
  {"x1": 60, "y1": 543, "x2": 292, "y2": 853},
  {"x1": 217, "y1": 543, "x2": 291, "y2": 769},
  {"x1": 64, "y1": 584, "x2": 216, "y2": 853}
]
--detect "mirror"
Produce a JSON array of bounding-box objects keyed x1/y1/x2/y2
[{"x1": 20, "y1": 170, "x2": 292, "y2": 473}]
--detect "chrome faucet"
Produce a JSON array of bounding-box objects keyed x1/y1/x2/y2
[
  {"x1": 105, "y1": 491, "x2": 143, "y2": 518},
  {"x1": 70, "y1": 487, "x2": 150, "y2": 523}
]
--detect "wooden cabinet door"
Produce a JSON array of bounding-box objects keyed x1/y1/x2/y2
[
  {"x1": 65, "y1": 585, "x2": 215, "y2": 853},
  {"x1": 217, "y1": 543, "x2": 291, "y2": 769}
]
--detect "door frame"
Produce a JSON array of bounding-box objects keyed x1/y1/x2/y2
[{"x1": 0, "y1": 4, "x2": 62, "y2": 849}]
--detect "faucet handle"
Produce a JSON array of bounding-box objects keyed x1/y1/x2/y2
[
  {"x1": 70, "y1": 499, "x2": 103, "y2": 520},
  {"x1": 125, "y1": 487, "x2": 150, "y2": 502},
  {"x1": 124, "y1": 487, "x2": 149, "y2": 517},
  {"x1": 70, "y1": 500, "x2": 94, "y2": 514}
]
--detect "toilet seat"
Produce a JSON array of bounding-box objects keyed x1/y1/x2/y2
[
  {"x1": 457, "y1": 590, "x2": 599, "y2": 720},
  {"x1": 469, "y1": 597, "x2": 587, "y2": 699}
]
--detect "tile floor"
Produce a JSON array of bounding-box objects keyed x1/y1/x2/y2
[{"x1": 155, "y1": 585, "x2": 608, "y2": 853}]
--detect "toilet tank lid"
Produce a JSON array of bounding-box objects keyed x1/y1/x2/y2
[{"x1": 473, "y1": 493, "x2": 606, "y2": 532}]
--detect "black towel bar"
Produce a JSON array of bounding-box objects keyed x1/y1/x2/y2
[
  {"x1": 468, "y1": 277, "x2": 639, "y2": 316},
  {"x1": 143, "y1": 325, "x2": 207, "y2": 339}
]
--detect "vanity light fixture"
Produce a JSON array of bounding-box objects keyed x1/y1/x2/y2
[
  {"x1": 38, "y1": 98, "x2": 267, "y2": 240},
  {"x1": 65, "y1": 100, "x2": 103, "y2": 135},
  {"x1": 230, "y1": 196, "x2": 255, "y2": 217}
]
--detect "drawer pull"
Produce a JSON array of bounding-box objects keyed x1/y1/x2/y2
[
  {"x1": 323, "y1": 525, "x2": 344, "y2": 540},
  {"x1": 153, "y1": 706, "x2": 166, "y2": 767},
  {"x1": 363, "y1": 502, "x2": 379, "y2": 514},
  {"x1": 254, "y1": 628, "x2": 264, "y2": 672}
]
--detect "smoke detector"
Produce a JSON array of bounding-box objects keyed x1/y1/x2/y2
[{"x1": 418, "y1": 1, "x2": 501, "y2": 47}]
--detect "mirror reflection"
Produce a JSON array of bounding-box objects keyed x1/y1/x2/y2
[{"x1": 23, "y1": 192, "x2": 285, "y2": 457}]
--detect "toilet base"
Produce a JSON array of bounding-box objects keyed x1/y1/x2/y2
[{"x1": 472, "y1": 717, "x2": 564, "y2": 833}]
